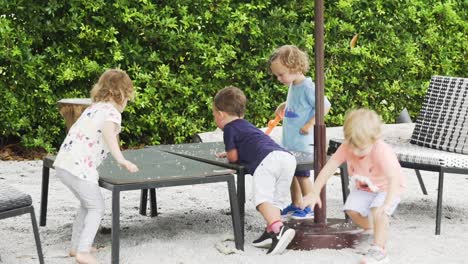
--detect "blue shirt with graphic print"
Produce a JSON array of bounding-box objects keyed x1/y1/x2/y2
[{"x1": 282, "y1": 77, "x2": 331, "y2": 153}]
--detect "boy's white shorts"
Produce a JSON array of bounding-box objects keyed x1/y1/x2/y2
[
  {"x1": 252, "y1": 151, "x2": 296, "y2": 209},
  {"x1": 343, "y1": 189, "x2": 401, "y2": 217}
]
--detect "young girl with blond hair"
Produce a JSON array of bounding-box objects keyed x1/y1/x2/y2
[
  {"x1": 301, "y1": 108, "x2": 405, "y2": 264},
  {"x1": 54, "y1": 69, "x2": 139, "y2": 264}
]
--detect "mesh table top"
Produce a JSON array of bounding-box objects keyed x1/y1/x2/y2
[
  {"x1": 44, "y1": 148, "x2": 235, "y2": 185},
  {"x1": 152, "y1": 142, "x2": 314, "y2": 171}
]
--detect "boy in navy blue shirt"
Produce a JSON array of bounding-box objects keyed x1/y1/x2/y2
[{"x1": 213, "y1": 86, "x2": 296, "y2": 255}]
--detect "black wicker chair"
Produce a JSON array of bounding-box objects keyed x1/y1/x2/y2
[
  {"x1": 395, "y1": 108, "x2": 428, "y2": 195},
  {"x1": 330, "y1": 75, "x2": 468, "y2": 235},
  {"x1": 0, "y1": 184, "x2": 44, "y2": 264}
]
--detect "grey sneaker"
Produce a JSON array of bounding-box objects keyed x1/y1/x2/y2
[
  {"x1": 354, "y1": 230, "x2": 374, "y2": 255},
  {"x1": 266, "y1": 225, "x2": 296, "y2": 255},
  {"x1": 361, "y1": 245, "x2": 389, "y2": 264}
]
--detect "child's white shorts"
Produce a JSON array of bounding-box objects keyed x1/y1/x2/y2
[
  {"x1": 252, "y1": 151, "x2": 296, "y2": 209},
  {"x1": 343, "y1": 189, "x2": 401, "y2": 217}
]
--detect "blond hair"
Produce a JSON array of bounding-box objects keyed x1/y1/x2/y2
[
  {"x1": 268, "y1": 45, "x2": 310, "y2": 74},
  {"x1": 343, "y1": 109, "x2": 382, "y2": 148},
  {"x1": 213, "y1": 86, "x2": 246, "y2": 117},
  {"x1": 90, "y1": 69, "x2": 135, "y2": 104}
]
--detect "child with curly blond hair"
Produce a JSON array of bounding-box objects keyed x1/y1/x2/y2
[{"x1": 269, "y1": 45, "x2": 331, "y2": 220}]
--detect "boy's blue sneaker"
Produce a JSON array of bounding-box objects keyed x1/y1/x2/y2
[
  {"x1": 290, "y1": 207, "x2": 314, "y2": 220},
  {"x1": 281, "y1": 204, "x2": 300, "y2": 217}
]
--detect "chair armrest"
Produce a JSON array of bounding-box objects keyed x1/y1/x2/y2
[{"x1": 327, "y1": 139, "x2": 343, "y2": 156}]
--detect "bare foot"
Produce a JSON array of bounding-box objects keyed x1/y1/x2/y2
[
  {"x1": 69, "y1": 247, "x2": 98, "y2": 257},
  {"x1": 75, "y1": 252, "x2": 99, "y2": 264}
]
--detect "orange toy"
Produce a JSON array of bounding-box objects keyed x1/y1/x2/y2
[{"x1": 265, "y1": 114, "x2": 283, "y2": 135}]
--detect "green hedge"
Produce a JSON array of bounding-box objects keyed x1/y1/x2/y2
[{"x1": 0, "y1": 0, "x2": 466, "y2": 152}]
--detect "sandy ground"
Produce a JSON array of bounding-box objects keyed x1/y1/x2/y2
[
  {"x1": 1, "y1": 157, "x2": 467, "y2": 264},
  {"x1": 1, "y1": 125, "x2": 468, "y2": 263}
]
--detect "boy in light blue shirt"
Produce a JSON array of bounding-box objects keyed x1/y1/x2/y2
[{"x1": 270, "y1": 45, "x2": 331, "y2": 219}]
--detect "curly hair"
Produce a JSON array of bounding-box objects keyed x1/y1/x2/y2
[
  {"x1": 90, "y1": 69, "x2": 135, "y2": 104},
  {"x1": 268, "y1": 45, "x2": 310, "y2": 74}
]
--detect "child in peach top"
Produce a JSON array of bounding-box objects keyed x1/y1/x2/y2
[{"x1": 301, "y1": 109, "x2": 405, "y2": 264}]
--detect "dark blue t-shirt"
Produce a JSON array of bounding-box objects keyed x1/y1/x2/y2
[{"x1": 223, "y1": 119, "x2": 286, "y2": 174}]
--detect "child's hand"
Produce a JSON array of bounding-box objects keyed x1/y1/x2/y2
[
  {"x1": 300, "y1": 191, "x2": 321, "y2": 210},
  {"x1": 374, "y1": 206, "x2": 385, "y2": 217},
  {"x1": 216, "y1": 152, "x2": 227, "y2": 158},
  {"x1": 300, "y1": 125, "x2": 310, "y2": 135},
  {"x1": 300, "y1": 123, "x2": 313, "y2": 135},
  {"x1": 374, "y1": 204, "x2": 391, "y2": 216},
  {"x1": 118, "y1": 159, "x2": 139, "y2": 173}
]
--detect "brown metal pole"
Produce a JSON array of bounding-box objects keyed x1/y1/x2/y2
[{"x1": 314, "y1": 0, "x2": 326, "y2": 224}]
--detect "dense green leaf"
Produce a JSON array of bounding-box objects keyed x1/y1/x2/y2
[{"x1": 0, "y1": 0, "x2": 466, "y2": 152}]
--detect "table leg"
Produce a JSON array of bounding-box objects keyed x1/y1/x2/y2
[
  {"x1": 112, "y1": 190, "x2": 120, "y2": 264},
  {"x1": 40, "y1": 166, "x2": 50, "y2": 226},
  {"x1": 236, "y1": 168, "x2": 245, "y2": 236},
  {"x1": 227, "y1": 177, "x2": 243, "y2": 250},
  {"x1": 30, "y1": 207, "x2": 45, "y2": 264},
  {"x1": 139, "y1": 189, "x2": 148, "y2": 216},
  {"x1": 435, "y1": 170, "x2": 444, "y2": 235},
  {"x1": 340, "y1": 163, "x2": 350, "y2": 222},
  {"x1": 149, "y1": 188, "x2": 158, "y2": 217}
]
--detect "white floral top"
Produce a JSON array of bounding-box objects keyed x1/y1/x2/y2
[{"x1": 53, "y1": 102, "x2": 121, "y2": 184}]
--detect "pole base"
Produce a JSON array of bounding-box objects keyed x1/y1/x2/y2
[{"x1": 286, "y1": 218, "x2": 364, "y2": 250}]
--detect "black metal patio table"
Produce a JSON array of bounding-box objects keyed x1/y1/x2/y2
[
  {"x1": 142, "y1": 142, "x2": 314, "y2": 236},
  {"x1": 40, "y1": 148, "x2": 243, "y2": 264}
]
